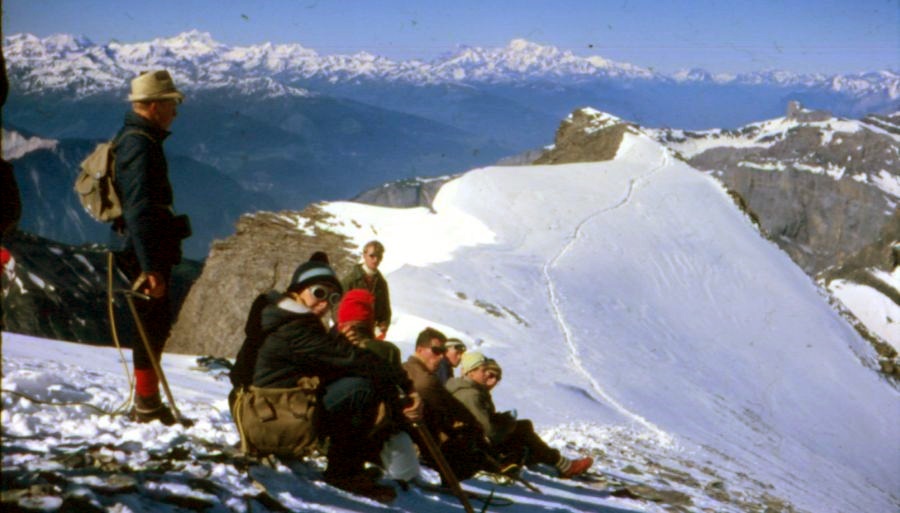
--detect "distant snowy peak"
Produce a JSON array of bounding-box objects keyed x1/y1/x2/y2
[
  {"x1": 4, "y1": 31, "x2": 315, "y2": 98},
  {"x1": 431, "y1": 38, "x2": 655, "y2": 81},
  {"x1": 670, "y1": 67, "x2": 900, "y2": 97},
  {"x1": 5, "y1": 31, "x2": 897, "y2": 96}
]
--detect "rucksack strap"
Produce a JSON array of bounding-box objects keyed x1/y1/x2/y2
[{"x1": 113, "y1": 128, "x2": 154, "y2": 150}]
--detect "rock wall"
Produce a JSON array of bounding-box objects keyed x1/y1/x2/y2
[
  {"x1": 166, "y1": 205, "x2": 356, "y2": 357},
  {"x1": 689, "y1": 124, "x2": 898, "y2": 275}
]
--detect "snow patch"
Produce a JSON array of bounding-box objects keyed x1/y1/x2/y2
[
  {"x1": 2, "y1": 129, "x2": 58, "y2": 160},
  {"x1": 829, "y1": 269, "x2": 900, "y2": 350},
  {"x1": 871, "y1": 169, "x2": 900, "y2": 198}
]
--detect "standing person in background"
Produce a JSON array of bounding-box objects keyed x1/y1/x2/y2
[
  {"x1": 341, "y1": 241, "x2": 391, "y2": 339},
  {"x1": 437, "y1": 338, "x2": 467, "y2": 385},
  {"x1": 113, "y1": 70, "x2": 192, "y2": 425},
  {"x1": 447, "y1": 352, "x2": 594, "y2": 479}
]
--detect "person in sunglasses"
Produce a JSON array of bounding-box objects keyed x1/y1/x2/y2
[
  {"x1": 403, "y1": 327, "x2": 491, "y2": 482},
  {"x1": 447, "y1": 353, "x2": 594, "y2": 479},
  {"x1": 239, "y1": 252, "x2": 421, "y2": 503}
]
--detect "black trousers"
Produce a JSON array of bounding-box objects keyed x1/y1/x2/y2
[
  {"x1": 494, "y1": 419, "x2": 561, "y2": 468},
  {"x1": 321, "y1": 377, "x2": 379, "y2": 478},
  {"x1": 115, "y1": 251, "x2": 172, "y2": 371}
]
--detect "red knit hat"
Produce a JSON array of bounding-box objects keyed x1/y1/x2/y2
[{"x1": 337, "y1": 289, "x2": 375, "y2": 325}]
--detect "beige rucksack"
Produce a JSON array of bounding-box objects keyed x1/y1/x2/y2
[
  {"x1": 233, "y1": 377, "x2": 321, "y2": 459},
  {"x1": 74, "y1": 130, "x2": 150, "y2": 222}
]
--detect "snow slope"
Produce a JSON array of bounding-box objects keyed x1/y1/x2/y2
[
  {"x1": 316, "y1": 132, "x2": 898, "y2": 512},
  {"x1": 3, "y1": 131, "x2": 898, "y2": 512}
]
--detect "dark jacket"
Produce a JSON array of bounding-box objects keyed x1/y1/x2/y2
[
  {"x1": 230, "y1": 290, "x2": 283, "y2": 390},
  {"x1": 360, "y1": 338, "x2": 402, "y2": 368},
  {"x1": 113, "y1": 111, "x2": 187, "y2": 274},
  {"x1": 341, "y1": 264, "x2": 391, "y2": 327},
  {"x1": 446, "y1": 377, "x2": 516, "y2": 445},
  {"x1": 403, "y1": 356, "x2": 482, "y2": 440},
  {"x1": 253, "y1": 296, "x2": 412, "y2": 398},
  {"x1": 0, "y1": 159, "x2": 20, "y2": 241},
  {"x1": 436, "y1": 358, "x2": 454, "y2": 385}
]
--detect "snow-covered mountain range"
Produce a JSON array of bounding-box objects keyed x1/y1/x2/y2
[{"x1": 5, "y1": 31, "x2": 898, "y2": 99}]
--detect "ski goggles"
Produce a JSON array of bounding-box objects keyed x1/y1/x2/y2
[{"x1": 309, "y1": 284, "x2": 342, "y2": 306}]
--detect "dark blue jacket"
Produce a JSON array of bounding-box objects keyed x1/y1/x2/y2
[
  {"x1": 112, "y1": 111, "x2": 183, "y2": 273},
  {"x1": 253, "y1": 296, "x2": 412, "y2": 398}
]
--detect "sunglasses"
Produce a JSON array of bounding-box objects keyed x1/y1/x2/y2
[
  {"x1": 430, "y1": 345, "x2": 447, "y2": 355},
  {"x1": 309, "y1": 285, "x2": 341, "y2": 306}
]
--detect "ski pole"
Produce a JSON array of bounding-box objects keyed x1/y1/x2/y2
[
  {"x1": 411, "y1": 422, "x2": 477, "y2": 513},
  {"x1": 123, "y1": 291, "x2": 192, "y2": 427}
]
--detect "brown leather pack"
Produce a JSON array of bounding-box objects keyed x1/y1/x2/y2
[{"x1": 234, "y1": 377, "x2": 321, "y2": 459}]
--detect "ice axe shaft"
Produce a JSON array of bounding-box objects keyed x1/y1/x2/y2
[
  {"x1": 411, "y1": 422, "x2": 477, "y2": 513},
  {"x1": 124, "y1": 293, "x2": 190, "y2": 426}
]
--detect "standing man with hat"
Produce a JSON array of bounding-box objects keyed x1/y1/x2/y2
[{"x1": 114, "y1": 70, "x2": 192, "y2": 425}]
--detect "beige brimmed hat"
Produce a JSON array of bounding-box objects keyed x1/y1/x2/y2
[{"x1": 128, "y1": 70, "x2": 184, "y2": 104}]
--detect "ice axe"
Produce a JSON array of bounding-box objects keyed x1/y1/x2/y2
[
  {"x1": 410, "y1": 422, "x2": 477, "y2": 513},
  {"x1": 121, "y1": 286, "x2": 193, "y2": 427}
]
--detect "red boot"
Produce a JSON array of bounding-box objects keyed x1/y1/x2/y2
[{"x1": 558, "y1": 456, "x2": 594, "y2": 479}]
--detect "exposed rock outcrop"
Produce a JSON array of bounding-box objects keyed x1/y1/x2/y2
[
  {"x1": 685, "y1": 120, "x2": 898, "y2": 276},
  {"x1": 166, "y1": 205, "x2": 356, "y2": 357},
  {"x1": 786, "y1": 100, "x2": 831, "y2": 122},
  {"x1": 534, "y1": 108, "x2": 635, "y2": 164},
  {"x1": 1, "y1": 231, "x2": 201, "y2": 347}
]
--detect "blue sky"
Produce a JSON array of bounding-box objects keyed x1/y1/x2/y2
[{"x1": 3, "y1": 0, "x2": 898, "y2": 74}]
